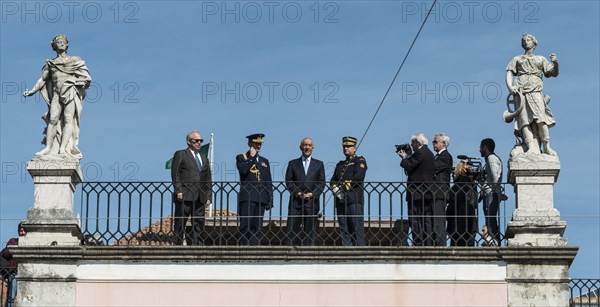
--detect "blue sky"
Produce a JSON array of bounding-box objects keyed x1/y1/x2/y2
[{"x1": 1, "y1": 1, "x2": 598, "y2": 278}]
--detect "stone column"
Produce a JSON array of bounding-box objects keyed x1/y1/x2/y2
[
  {"x1": 16, "y1": 157, "x2": 83, "y2": 307},
  {"x1": 505, "y1": 156, "x2": 574, "y2": 307}
]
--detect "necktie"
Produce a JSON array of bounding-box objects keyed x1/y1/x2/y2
[
  {"x1": 194, "y1": 152, "x2": 202, "y2": 170},
  {"x1": 303, "y1": 158, "x2": 309, "y2": 175},
  {"x1": 435, "y1": 153, "x2": 439, "y2": 160}
]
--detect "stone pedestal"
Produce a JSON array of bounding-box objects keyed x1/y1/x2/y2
[
  {"x1": 20, "y1": 157, "x2": 83, "y2": 246},
  {"x1": 16, "y1": 156, "x2": 83, "y2": 307},
  {"x1": 505, "y1": 155, "x2": 574, "y2": 307},
  {"x1": 506, "y1": 156, "x2": 566, "y2": 246}
]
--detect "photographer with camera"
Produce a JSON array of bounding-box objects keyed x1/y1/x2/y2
[
  {"x1": 479, "y1": 138, "x2": 507, "y2": 245},
  {"x1": 398, "y1": 132, "x2": 435, "y2": 246},
  {"x1": 330, "y1": 136, "x2": 368, "y2": 246}
]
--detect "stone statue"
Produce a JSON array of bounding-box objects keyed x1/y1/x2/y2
[
  {"x1": 23, "y1": 34, "x2": 92, "y2": 160},
  {"x1": 503, "y1": 33, "x2": 559, "y2": 157}
]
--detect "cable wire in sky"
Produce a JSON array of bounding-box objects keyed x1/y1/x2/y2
[
  {"x1": 357, "y1": 0, "x2": 438, "y2": 149},
  {"x1": 323, "y1": 0, "x2": 438, "y2": 211}
]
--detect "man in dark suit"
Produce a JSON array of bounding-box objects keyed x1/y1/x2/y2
[
  {"x1": 330, "y1": 136, "x2": 368, "y2": 246},
  {"x1": 284, "y1": 138, "x2": 326, "y2": 246},
  {"x1": 432, "y1": 133, "x2": 453, "y2": 246},
  {"x1": 236, "y1": 133, "x2": 273, "y2": 245},
  {"x1": 398, "y1": 132, "x2": 435, "y2": 246},
  {"x1": 171, "y1": 130, "x2": 212, "y2": 245}
]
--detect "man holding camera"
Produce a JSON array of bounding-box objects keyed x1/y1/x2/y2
[
  {"x1": 330, "y1": 136, "x2": 368, "y2": 246},
  {"x1": 432, "y1": 133, "x2": 453, "y2": 246},
  {"x1": 479, "y1": 138, "x2": 507, "y2": 245},
  {"x1": 398, "y1": 133, "x2": 435, "y2": 246}
]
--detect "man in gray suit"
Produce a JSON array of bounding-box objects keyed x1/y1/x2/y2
[
  {"x1": 284, "y1": 138, "x2": 326, "y2": 246},
  {"x1": 171, "y1": 130, "x2": 212, "y2": 245}
]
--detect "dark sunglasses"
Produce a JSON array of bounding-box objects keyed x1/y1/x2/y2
[{"x1": 190, "y1": 139, "x2": 204, "y2": 143}]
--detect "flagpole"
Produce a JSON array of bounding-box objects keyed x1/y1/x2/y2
[{"x1": 209, "y1": 133, "x2": 214, "y2": 217}]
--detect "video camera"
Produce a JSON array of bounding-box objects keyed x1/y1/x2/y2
[
  {"x1": 457, "y1": 155, "x2": 485, "y2": 180},
  {"x1": 394, "y1": 143, "x2": 412, "y2": 155}
]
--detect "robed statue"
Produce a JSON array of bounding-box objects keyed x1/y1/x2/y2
[
  {"x1": 503, "y1": 33, "x2": 559, "y2": 157},
  {"x1": 23, "y1": 34, "x2": 92, "y2": 160}
]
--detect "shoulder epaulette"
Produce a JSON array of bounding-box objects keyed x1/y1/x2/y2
[{"x1": 242, "y1": 153, "x2": 248, "y2": 161}]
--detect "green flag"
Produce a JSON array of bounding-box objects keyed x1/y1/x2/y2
[{"x1": 165, "y1": 143, "x2": 210, "y2": 169}]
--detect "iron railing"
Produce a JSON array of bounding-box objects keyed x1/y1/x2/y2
[
  {"x1": 1, "y1": 267, "x2": 15, "y2": 307},
  {"x1": 0, "y1": 268, "x2": 4, "y2": 306},
  {"x1": 78, "y1": 181, "x2": 512, "y2": 247},
  {"x1": 571, "y1": 279, "x2": 600, "y2": 306}
]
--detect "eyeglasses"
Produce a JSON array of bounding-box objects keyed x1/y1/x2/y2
[{"x1": 190, "y1": 139, "x2": 204, "y2": 143}]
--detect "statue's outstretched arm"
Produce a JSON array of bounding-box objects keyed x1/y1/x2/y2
[
  {"x1": 23, "y1": 66, "x2": 49, "y2": 97},
  {"x1": 547, "y1": 53, "x2": 559, "y2": 77}
]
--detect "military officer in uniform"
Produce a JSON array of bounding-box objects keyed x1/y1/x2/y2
[
  {"x1": 330, "y1": 136, "x2": 368, "y2": 246},
  {"x1": 236, "y1": 133, "x2": 273, "y2": 245}
]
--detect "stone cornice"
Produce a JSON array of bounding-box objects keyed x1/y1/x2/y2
[{"x1": 11, "y1": 246, "x2": 578, "y2": 265}]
